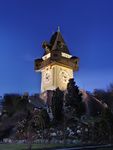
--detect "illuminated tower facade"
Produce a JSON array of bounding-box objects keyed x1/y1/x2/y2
[{"x1": 35, "y1": 28, "x2": 79, "y2": 92}]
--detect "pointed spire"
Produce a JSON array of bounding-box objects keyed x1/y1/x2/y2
[
  {"x1": 42, "y1": 27, "x2": 70, "y2": 54},
  {"x1": 57, "y1": 26, "x2": 60, "y2": 32}
]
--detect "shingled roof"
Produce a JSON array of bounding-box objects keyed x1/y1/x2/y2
[
  {"x1": 81, "y1": 90, "x2": 108, "y2": 116},
  {"x1": 42, "y1": 27, "x2": 70, "y2": 55}
]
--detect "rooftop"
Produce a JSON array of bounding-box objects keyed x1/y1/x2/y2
[{"x1": 42, "y1": 27, "x2": 70, "y2": 55}]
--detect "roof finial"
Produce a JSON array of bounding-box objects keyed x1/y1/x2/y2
[{"x1": 57, "y1": 26, "x2": 60, "y2": 32}]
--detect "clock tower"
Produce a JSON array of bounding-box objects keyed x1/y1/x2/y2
[{"x1": 35, "y1": 28, "x2": 79, "y2": 92}]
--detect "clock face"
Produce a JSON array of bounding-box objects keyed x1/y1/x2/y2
[
  {"x1": 43, "y1": 71, "x2": 51, "y2": 84},
  {"x1": 59, "y1": 70, "x2": 70, "y2": 84}
]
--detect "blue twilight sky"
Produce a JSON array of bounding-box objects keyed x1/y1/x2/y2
[{"x1": 0, "y1": 0, "x2": 113, "y2": 96}]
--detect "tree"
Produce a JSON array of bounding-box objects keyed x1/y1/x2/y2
[
  {"x1": 1, "y1": 93, "x2": 34, "y2": 143},
  {"x1": 51, "y1": 88, "x2": 64, "y2": 122},
  {"x1": 65, "y1": 78, "x2": 85, "y2": 118},
  {"x1": 16, "y1": 110, "x2": 33, "y2": 150},
  {"x1": 16, "y1": 94, "x2": 32, "y2": 113},
  {"x1": 39, "y1": 109, "x2": 50, "y2": 128},
  {"x1": 16, "y1": 108, "x2": 50, "y2": 150},
  {"x1": 2, "y1": 94, "x2": 21, "y2": 116}
]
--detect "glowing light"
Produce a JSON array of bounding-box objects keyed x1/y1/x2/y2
[
  {"x1": 61, "y1": 52, "x2": 72, "y2": 58},
  {"x1": 42, "y1": 53, "x2": 51, "y2": 60}
]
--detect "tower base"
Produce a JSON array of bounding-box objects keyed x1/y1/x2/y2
[{"x1": 39, "y1": 90, "x2": 54, "y2": 106}]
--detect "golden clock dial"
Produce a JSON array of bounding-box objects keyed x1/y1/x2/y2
[
  {"x1": 43, "y1": 71, "x2": 51, "y2": 84},
  {"x1": 59, "y1": 70, "x2": 70, "y2": 83}
]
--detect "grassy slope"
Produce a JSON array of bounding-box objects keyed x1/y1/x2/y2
[
  {"x1": 0, "y1": 144, "x2": 68, "y2": 150},
  {"x1": 0, "y1": 144, "x2": 113, "y2": 150}
]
